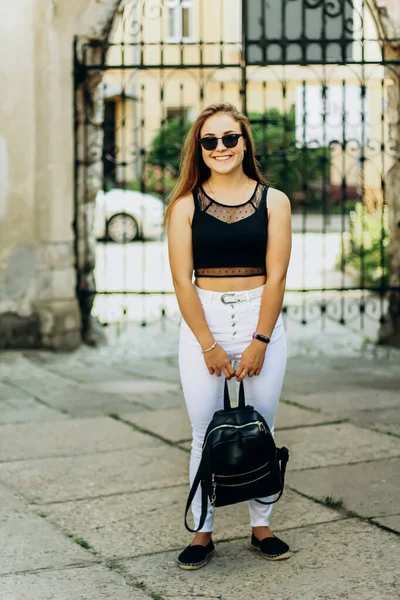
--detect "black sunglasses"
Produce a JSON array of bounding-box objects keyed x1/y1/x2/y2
[{"x1": 198, "y1": 133, "x2": 243, "y2": 151}]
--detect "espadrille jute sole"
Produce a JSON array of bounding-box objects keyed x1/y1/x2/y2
[
  {"x1": 250, "y1": 543, "x2": 291, "y2": 561},
  {"x1": 177, "y1": 549, "x2": 215, "y2": 570}
]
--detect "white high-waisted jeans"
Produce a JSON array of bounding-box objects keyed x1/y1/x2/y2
[{"x1": 178, "y1": 283, "x2": 287, "y2": 532}]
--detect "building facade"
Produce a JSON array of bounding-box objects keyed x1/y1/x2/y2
[{"x1": 0, "y1": 0, "x2": 399, "y2": 348}]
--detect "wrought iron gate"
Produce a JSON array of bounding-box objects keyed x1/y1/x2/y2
[{"x1": 74, "y1": 0, "x2": 399, "y2": 331}]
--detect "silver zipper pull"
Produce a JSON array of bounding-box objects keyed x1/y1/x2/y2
[
  {"x1": 258, "y1": 422, "x2": 266, "y2": 432},
  {"x1": 211, "y1": 474, "x2": 217, "y2": 507}
]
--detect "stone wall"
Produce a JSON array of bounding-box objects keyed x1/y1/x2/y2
[{"x1": 0, "y1": 0, "x2": 120, "y2": 349}]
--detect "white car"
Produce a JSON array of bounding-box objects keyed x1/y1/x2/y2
[{"x1": 94, "y1": 189, "x2": 165, "y2": 242}]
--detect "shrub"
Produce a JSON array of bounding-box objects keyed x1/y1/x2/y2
[
  {"x1": 147, "y1": 116, "x2": 192, "y2": 172},
  {"x1": 340, "y1": 203, "x2": 389, "y2": 289}
]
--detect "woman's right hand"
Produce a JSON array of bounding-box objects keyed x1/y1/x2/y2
[{"x1": 203, "y1": 344, "x2": 236, "y2": 379}]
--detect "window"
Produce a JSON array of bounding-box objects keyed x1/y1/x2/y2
[
  {"x1": 167, "y1": 0, "x2": 194, "y2": 42},
  {"x1": 166, "y1": 106, "x2": 196, "y2": 122}
]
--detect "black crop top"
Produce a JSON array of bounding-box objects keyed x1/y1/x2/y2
[{"x1": 192, "y1": 182, "x2": 269, "y2": 278}]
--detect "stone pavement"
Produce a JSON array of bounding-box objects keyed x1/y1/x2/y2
[{"x1": 0, "y1": 317, "x2": 399, "y2": 600}]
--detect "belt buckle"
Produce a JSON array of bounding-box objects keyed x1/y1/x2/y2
[{"x1": 221, "y1": 293, "x2": 239, "y2": 304}]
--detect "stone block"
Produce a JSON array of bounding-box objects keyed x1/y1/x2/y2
[
  {"x1": 277, "y1": 423, "x2": 400, "y2": 471},
  {"x1": 80, "y1": 378, "x2": 185, "y2": 410},
  {"x1": 121, "y1": 401, "x2": 335, "y2": 443},
  {"x1": 0, "y1": 313, "x2": 41, "y2": 349},
  {"x1": 38, "y1": 488, "x2": 340, "y2": 560},
  {"x1": 118, "y1": 520, "x2": 400, "y2": 600},
  {"x1": 0, "y1": 565, "x2": 148, "y2": 600},
  {"x1": 36, "y1": 242, "x2": 74, "y2": 271},
  {"x1": 289, "y1": 457, "x2": 400, "y2": 518},
  {"x1": 0, "y1": 484, "x2": 26, "y2": 512},
  {"x1": 121, "y1": 408, "x2": 191, "y2": 442},
  {"x1": 275, "y1": 402, "x2": 334, "y2": 429},
  {"x1": 0, "y1": 417, "x2": 159, "y2": 461},
  {"x1": 80, "y1": 379, "x2": 182, "y2": 395},
  {"x1": 350, "y1": 406, "x2": 400, "y2": 436},
  {"x1": 0, "y1": 511, "x2": 96, "y2": 575},
  {"x1": 371, "y1": 515, "x2": 400, "y2": 533},
  {"x1": 291, "y1": 388, "x2": 400, "y2": 416},
  {"x1": 0, "y1": 445, "x2": 188, "y2": 503},
  {"x1": 38, "y1": 387, "x2": 148, "y2": 417},
  {"x1": 0, "y1": 396, "x2": 69, "y2": 424}
]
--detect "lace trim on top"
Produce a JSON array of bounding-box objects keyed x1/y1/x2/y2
[
  {"x1": 195, "y1": 267, "x2": 265, "y2": 277},
  {"x1": 197, "y1": 183, "x2": 264, "y2": 224}
]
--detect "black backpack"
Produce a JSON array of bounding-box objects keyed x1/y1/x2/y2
[{"x1": 184, "y1": 378, "x2": 289, "y2": 532}]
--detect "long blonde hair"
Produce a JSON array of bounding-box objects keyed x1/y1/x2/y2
[{"x1": 163, "y1": 103, "x2": 267, "y2": 227}]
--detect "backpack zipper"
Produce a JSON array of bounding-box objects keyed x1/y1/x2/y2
[
  {"x1": 215, "y1": 470, "x2": 271, "y2": 487},
  {"x1": 203, "y1": 420, "x2": 267, "y2": 450},
  {"x1": 211, "y1": 469, "x2": 271, "y2": 506},
  {"x1": 214, "y1": 460, "x2": 270, "y2": 478}
]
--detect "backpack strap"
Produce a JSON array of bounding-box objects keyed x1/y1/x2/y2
[
  {"x1": 184, "y1": 461, "x2": 210, "y2": 532},
  {"x1": 254, "y1": 446, "x2": 289, "y2": 505}
]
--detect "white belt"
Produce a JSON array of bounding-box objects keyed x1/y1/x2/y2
[{"x1": 196, "y1": 286, "x2": 265, "y2": 305}]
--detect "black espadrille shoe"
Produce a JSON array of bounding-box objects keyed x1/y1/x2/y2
[
  {"x1": 177, "y1": 540, "x2": 215, "y2": 570},
  {"x1": 250, "y1": 533, "x2": 291, "y2": 561}
]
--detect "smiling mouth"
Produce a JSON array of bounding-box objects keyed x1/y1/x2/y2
[{"x1": 213, "y1": 155, "x2": 232, "y2": 161}]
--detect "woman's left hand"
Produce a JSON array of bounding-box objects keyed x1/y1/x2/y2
[{"x1": 235, "y1": 340, "x2": 267, "y2": 381}]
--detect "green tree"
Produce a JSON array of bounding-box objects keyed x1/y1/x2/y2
[
  {"x1": 249, "y1": 107, "x2": 329, "y2": 203},
  {"x1": 147, "y1": 116, "x2": 192, "y2": 172},
  {"x1": 147, "y1": 108, "x2": 329, "y2": 206}
]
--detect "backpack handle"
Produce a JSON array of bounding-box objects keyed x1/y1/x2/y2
[{"x1": 223, "y1": 378, "x2": 245, "y2": 411}]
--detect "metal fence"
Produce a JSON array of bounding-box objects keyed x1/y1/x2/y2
[{"x1": 74, "y1": 0, "x2": 400, "y2": 331}]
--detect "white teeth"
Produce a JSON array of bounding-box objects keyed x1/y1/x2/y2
[{"x1": 214, "y1": 156, "x2": 231, "y2": 161}]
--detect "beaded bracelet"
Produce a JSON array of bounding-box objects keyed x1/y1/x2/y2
[{"x1": 202, "y1": 340, "x2": 217, "y2": 354}]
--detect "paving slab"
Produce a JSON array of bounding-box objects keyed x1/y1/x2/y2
[
  {"x1": 121, "y1": 402, "x2": 334, "y2": 445},
  {"x1": 0, "y1": 417, "x2": 161, "y2": 462},
  {"x1": 1, "y1": 362, "x2": 78, "y2": 398},
  {"x1": 289, "y1": 457, "x2": 400, "y2": 518},
  {"x1": 275, "y1": 423, "x2": 400, "y2": 470},
  {"x1": 80, "y1": 379, "x2": 182, "y2": 395},
  {"x1": 350, "y1": 406, "x2": 400, "y2": 437},
  {"x1": 0, "y1": 565, "x2": 149, "y2": 600},
  {"x1": 121, "y1": 408, "x2": 191, "y2": 442},
  {"x1": 118, "y1": 519, "x2": 400, "y2": 600},
  {"x1": 38, "y1": 487, "x2": 340, "y2": 560},
  {"x1": 371, "y1": 515, "x2": 400, "y2": 533},
  {"x1": 0, "y1": 484, "x2": 26, "y2": 512},
  {"x1": 32, "y1": 388, "x2": 147, "y2": 418},
  {"x1": 282, "y1": 355, "x2": 400, "y2": 399},
  {"x1": 0, "y1": 396, "x2": 69, "y2": 424},
  {"x1": 129, "y1": 360, "x2": 182, "y2": 383},
  {"x1": 289, "y1": 388, "x2": 399, "y2": 416},
  {"x1": 275, "y1": 402, "x2": 335, "y2": 429},
  {"x1": 0, "y1": 511, "x2": 96, "y2": 575},
  {"x1": 79, "y1": 379, "x2": 185, "y2": 410},
  {"x1": 0, "y1": 381, "x2": 34, "y2": 401},
  {"x1": 0, "y1": 445, "x2": 188, "y2": 503}
]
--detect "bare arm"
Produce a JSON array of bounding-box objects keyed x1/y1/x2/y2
[
  {"x1": 255, "y1": 188, "x2": 292, "y2": 337},
  {"x1": 235, "y1": 188, "x2": 292, "y2": 382},
  {"x1": 167, "y1": 194, "x2": 235, "y2": 379},
  {"x1": 167, "y1": 194, "x2": 214, "y2": 350}
]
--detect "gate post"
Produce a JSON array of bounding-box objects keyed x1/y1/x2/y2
[
  {"x1": 74, "y1": 40, "x2": 107, "y2": 345},
  {"x1": 379, "y1": 61, "x2": 400, "y2": 346}
]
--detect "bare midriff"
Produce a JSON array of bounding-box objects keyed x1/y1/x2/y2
[{"x1": 194, "y1": 274, "x2": 267, "y2": 292}]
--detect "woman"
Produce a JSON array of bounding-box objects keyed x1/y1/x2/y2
[{"x1": 165, "y1": 102, "x2": 292, "y2": 570}]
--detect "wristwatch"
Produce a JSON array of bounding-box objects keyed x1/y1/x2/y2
[{"x1": 252, "y1": 332, "x2": 271, "y2": 344}]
